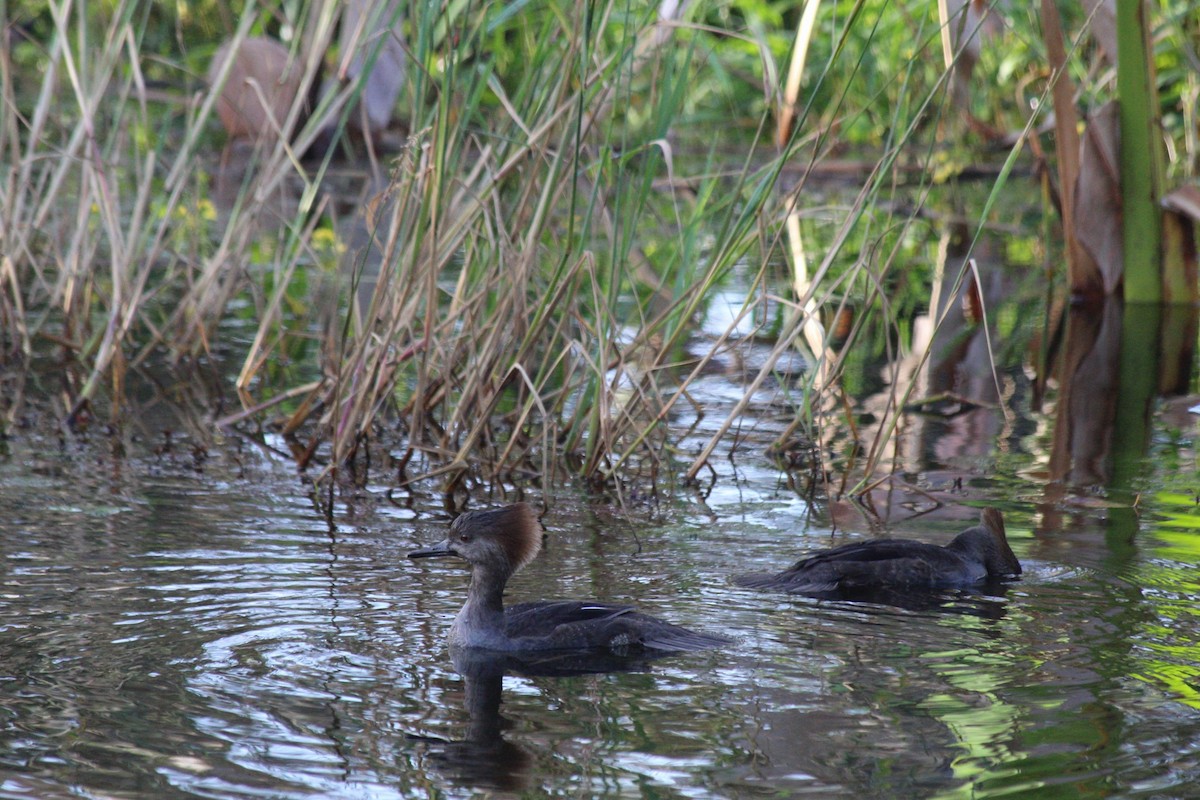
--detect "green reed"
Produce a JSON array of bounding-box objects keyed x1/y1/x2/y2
[{"x1": 2, "y1": 0, "x2": 1162, "y2": 499}]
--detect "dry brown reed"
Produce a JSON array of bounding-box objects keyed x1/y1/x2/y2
[{"x1": 1, "y1": 0, "x2": 1065, "y2": 500}]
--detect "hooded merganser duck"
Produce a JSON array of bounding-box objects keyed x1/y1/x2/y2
[
  {"x1": 735, "y1": 507, "x2": 1021, "y2": 597},
  {"x1": 409, "y1": 503, "x2": 729, "y2": 654}
]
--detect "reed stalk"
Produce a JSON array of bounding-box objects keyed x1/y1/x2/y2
[{"x1": 4, "y1": 0, "x2": 1177, "y2": 499}]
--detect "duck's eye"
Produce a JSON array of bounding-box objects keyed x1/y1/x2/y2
[{"x1": 458, "y1": 533, "x2": 470, "y2": 542}]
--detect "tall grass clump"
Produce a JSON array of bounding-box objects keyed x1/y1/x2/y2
[
  {"x1": 0, "y1": 0, "x2": 1032, "y2": 495},
  {"x1": 0, "y1": 0, "x2": 397, "y2": 428},
  {"x1": 6, "y1": 0, "x2": 1184, "y2": 498},
  {"x1": 294, "y1": 0, "x2": 1013, "y2": 495},
  {"x1": 298, "y1": 0, "x2": 783, "y2": 489}
]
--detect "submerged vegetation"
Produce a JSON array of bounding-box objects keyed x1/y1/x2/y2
[{"x1": 0, "y1": 0, "x2": 1197, "y2": 499}]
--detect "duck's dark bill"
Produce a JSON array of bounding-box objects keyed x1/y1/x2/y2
[{"x1": 408, "y1": 542, "x2": 455, "y2": 559}]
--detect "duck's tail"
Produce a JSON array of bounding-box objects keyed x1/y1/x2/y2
[
  {"x1": 631, "y1": 618, "x2": 732, "y2": 652},
  {"x1": 732, "y1": 572, "x2": 778, "y2": 590}
]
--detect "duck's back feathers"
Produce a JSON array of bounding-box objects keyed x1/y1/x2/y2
[
  {"x1": 505, "y1": 600, "x2": 730, "y2": 653},
  {"x1": 505, "y1": 600, "x2": 636, "y2": 629},
  {"x1": 735, "y1": 508, "x2": 1020, "y2": 597},
  {"x1": 735, "y1": 540, "x2": 974, "y2": 594}
]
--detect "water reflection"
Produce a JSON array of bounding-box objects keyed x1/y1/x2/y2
[
  {"x1": 790, "y1": 582, "x2": 1017, "y2": 615},
  {"x1": 6, "y1": 221, "x2": 1200, "y2": 797},
  {"x1": 411, "y1": 647, "x2": 684, "y2": 792},
  {"x1": 409, "y1": 652, "x2": 533, "y2": 792},
  {"x1": 724, "y1": 587, "x2": 1023, "y2": 796},
  {"x1": 4, "y1": 447, "x2": 1200, "y2": 797}
]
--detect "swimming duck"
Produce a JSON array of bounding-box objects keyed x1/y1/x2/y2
[
  {"x1": 409, "y1": 503, "x2": 729, "y2": 653},
  {"x1": 735, "y1": 507, "x2": 1021, "y2": 597}
]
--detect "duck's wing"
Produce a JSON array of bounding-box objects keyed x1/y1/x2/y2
[
  {"x1": 735, "y1": 539, "x2": 970, "y2": 594},
  {"x1": 505, "y1": 601, "x2": 728, "y2": 652},
  {"x1": 828, "y1": 556, "x2": 941, "y2": 591},
  {"x1": 602, "y1": 612, "x2": 731, "y2": 652},
  {"x1": 785, "y1": 539, "x2": 948, "y2": 569},
  {"x1": 505, "y1": 600, "x2": 635, "y2": 630}
]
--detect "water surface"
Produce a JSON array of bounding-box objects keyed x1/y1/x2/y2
[
  {"x1": 3, "y1": 419, "x2": 1200, "y2": 798},
  {"x1": 3, "y1": 170, "x2": 1199, "y2": 798}
]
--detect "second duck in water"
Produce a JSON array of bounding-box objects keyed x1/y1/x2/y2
[
  {"x1": 735, "y1": 507, "x2": 1021, "y2": 598},
  {"x1": 409, "y1": 503, "x2": 729, "y2": 654}
]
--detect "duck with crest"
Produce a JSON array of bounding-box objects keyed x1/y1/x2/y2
[
  {"x1": 735, "y1": 507, "x2": 1021, "y2": 598},
  {"x1": 409, "y1": 503, "x2": 729, "y2": 654}
]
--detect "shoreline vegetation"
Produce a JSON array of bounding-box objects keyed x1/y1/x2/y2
[{"x1": 1, "y1": 0, "x2": 1196, "y2": 501}]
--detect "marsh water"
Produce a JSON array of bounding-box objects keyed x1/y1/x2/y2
[
  {"x1": 5, "y1": 175, "x2": 1200, "y2": 798},
  {"x1": 6, "y1": 425, "x2": 1200, "y2": 799}
]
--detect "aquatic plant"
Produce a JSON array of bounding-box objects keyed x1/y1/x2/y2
[{"x1": 0, "y1": 0, "x2": 1194, "y2": 499}]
